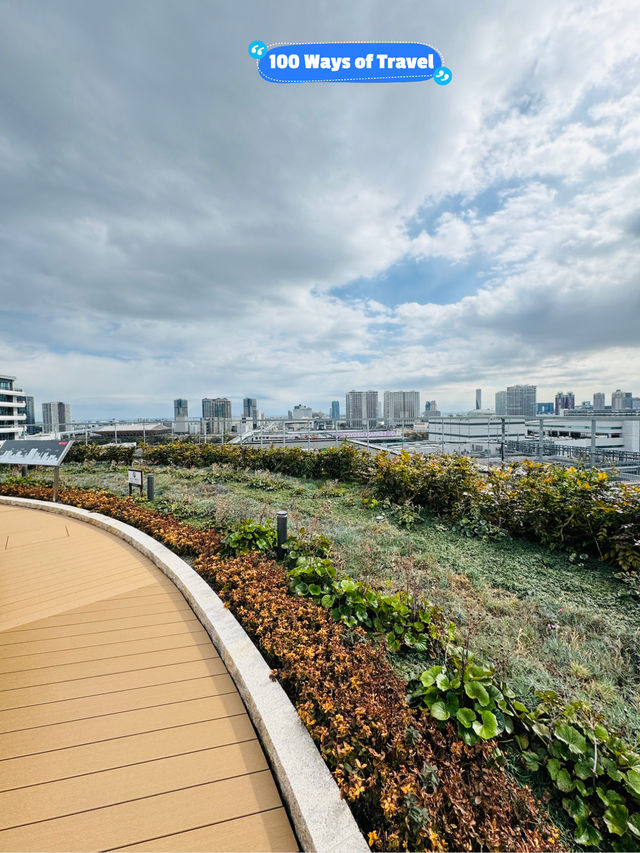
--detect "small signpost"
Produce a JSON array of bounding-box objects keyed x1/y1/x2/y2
[
  {"x1": 0, "y1": 439, "x2": 74, "y2": 502},
  {"x1": 128, "y1": 469, "x2": 144, "y2": 496}
]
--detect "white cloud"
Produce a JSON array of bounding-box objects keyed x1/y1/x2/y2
[{"x1": 1, "y1": 0, "x2": 639, "y2": 415}]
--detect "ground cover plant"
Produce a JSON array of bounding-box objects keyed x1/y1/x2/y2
[
  {"x1": 0, "y1": 480, "x2": 561, "y2": 852},
  {"x1": 26, "y1": 457, "x2": 640, "y2": 740}
]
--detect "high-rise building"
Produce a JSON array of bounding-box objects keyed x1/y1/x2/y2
[
  {"x1": 495, "y1": 391, "x2": 507, "y2": 415},
  {"x1": 345, "y1": 390, "x2": 378, "y2": 429},
  {"x1": 23, "y1": 395, "x2": 35, "y2": 426},
  {"x1": 612, "y1": 389, "x2": 633, "y2": 411},
  {"x1": 172, "y1": 399, "x2": 189, "y2": 434},
  {"x1": 174, "y1": 399, "x2": 188, "y2": 418},
  {"x1": 593, "y1": 392, "x2": 605, "y2": 410},
  {"x1": 243, "y1": 398, "x2": 258, "y2": 426},
  {"x1": 383, "y1": 391, "x2": 420, "y2": 425},
  {"x1": 42, "y1": 402, "x2": 71, "y2": 433},
  {"x1": 288, "y1": 404, "x2": 312, "y2": 420},
  {"x1": 536, "y1": 402, "x2": 554, "y2": 415},
  {"x1": 506, "y1": 385, "x2": 536, "y2": 418},
  {"x1": 0, "y1": 374, "x2": 26, "y2": 439},
  {"x1": 554, "y1": 391, "x2": 575, "y2": 415},
  {"x1": 330, "y1": 400, "x2": 340, "y2": 420},
  {"x1": 475, "y1": 389, "x2": 482, "y2": 410},
  {"x1": 202, "y1": 398, "x2": 232, "y2": 419},
  {"x1": 423, "y1": 400, "x2": 440, "y2": 416},
  {"x1": 19, "y1": 395, "x2": 37, "y2": 435}
]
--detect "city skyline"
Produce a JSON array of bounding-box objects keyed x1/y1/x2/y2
[
  {"x1": 4, "y1": 379, "x2": 637, "y2": 423},
  {"x1": 1, "y1": 2, "x2": 639, "y2": 418}
]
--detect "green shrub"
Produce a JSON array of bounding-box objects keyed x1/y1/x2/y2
[
  {"x1": 281, "y1": 530, "x2": 333, "y2": 567},
  {"x1": 220, "y1": 519, "x2": 277, "y2": 557},
  {"x1": 408, "y1": 653, "x2": 515, "y2": 746},
  {"x1": 67, "y1": 443, "x2": 640, "y2": 578}
]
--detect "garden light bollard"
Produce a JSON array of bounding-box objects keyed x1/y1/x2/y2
[
  {"x1": 276, "y1": 510, "x2": 288, "y2": 560},
  {"x1": 21, "y1": 465, "x2": 28, "y2": 478},
  {"x1": 53, "y1": 466, "x2": 60, "y2": 502},
  {"x1": 147, "y1": 473, "x2": 155, "y2": 501}
]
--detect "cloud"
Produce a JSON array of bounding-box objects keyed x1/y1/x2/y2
[{"x1": 0, "y1": 0, "x2": 639, "y2": 416}]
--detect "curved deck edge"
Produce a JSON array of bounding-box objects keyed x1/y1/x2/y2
[{"x1": 0, "y1": 495, "x2": 369, "y2": 853}]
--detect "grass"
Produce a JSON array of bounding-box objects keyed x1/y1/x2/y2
[{"x1": 26, "y1": 459, "x2": 640, "y2": 743}]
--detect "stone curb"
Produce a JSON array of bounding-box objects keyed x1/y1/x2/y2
[{"x1": 0, "y1": 496, "x2": 369, "y2": 853}]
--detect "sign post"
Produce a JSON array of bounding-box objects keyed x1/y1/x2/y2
[
  {"x1": 0, "y1": 440, "x2": 74, "y2": 503},
  {"x1": 128, "y1": 469, "x2": 143, "y2": 496}
]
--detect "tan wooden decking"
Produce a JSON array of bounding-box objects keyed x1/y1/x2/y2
[{"x1": 0, "y1": 504, "x2": 298, "y2": 852}]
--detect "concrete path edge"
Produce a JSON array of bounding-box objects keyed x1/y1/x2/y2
[{"x1": 0, "y1": 496, "x2": 369, "y2": 853}]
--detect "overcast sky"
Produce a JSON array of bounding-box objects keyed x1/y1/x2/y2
[{"x1": 1, "y1": 0, "x2": 639, "y2": 419}]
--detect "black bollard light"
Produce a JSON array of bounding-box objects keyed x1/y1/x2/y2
[
  {"x1": 147, "y1": 473, "x2": 155, "y2": 501},
  {"x1": 276, "y1": 510, "x2": 288, "y2": 560}
]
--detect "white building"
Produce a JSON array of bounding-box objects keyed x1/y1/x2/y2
[
  {"x1": 383, "y1": 391, "x2": 420, "y2": 426},
  {"x1": 612, "y1": 389, "x2": 633, "y2": 411},
  {"x1": 288, "y1": 404, "x2": 312, "y2": 420},
  {"x1": 0, "y1": 374, "x2": 27, "y2": 439},
  {"x1": 529, "y1": 414, "x2": 640, "y2": 453},
  {"x1": 346, "y1": 390, "x2": 378, "y2": 429},
  {"x1": 42, "y1": 402, "x2": 72, "y2": 434},
  {"x1": 506, "y1": 385, "x2": 536, "y2": 417},
  {"x1": 427, "y1": 416, "x2": 527, "y2": 453}
]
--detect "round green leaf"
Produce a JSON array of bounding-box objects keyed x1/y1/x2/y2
[
  {"x1": 420, "y1": 666, "x2": 442, "y2": 687},
  {"x1": 603, "y1": 804, "x2": 629, "y2": 836},
  {"x1": 574, "y1": 760, "x2": 595, "y2": 780},
  {"x1": 456, "y1": 708, "x2": 476, "y2": 728},
  {"x1": 627, "y1": 813, "x2": 640, "y2": 838},
  {"x1": 626, "y1": 768, "x2": 640, "y2": 796},
  {"x1": 574, "y1": 818, "x2": 602, "y2": 847},
  {"x1": 464, "y1": 680, "x2": 490, "y2": 706},
  {"x1": 555, "y1": 768, "x2": 574, "y2": 793},
  {"x1": 546, "y1": 758, "x2": 561, "y2": 781},
  {"x1": 562, "y1": 794, "x2": 589, "y2": 822},
  {"x1": 555, "y1": 722, "x2": 587, "y2": 756},
  {"x1": 435, "y1": 672, "x2": 450, "y2": 690},
  {"x1": 430, "y1": 701, "x2": 450, "y2": 721},
  {"x1": 472, "y1": 710, "x2": 498, "y2": 740}
]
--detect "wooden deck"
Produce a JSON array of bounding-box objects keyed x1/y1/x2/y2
[{"x1": 0, "y1": 504, "x2": 298, "y2": 852}]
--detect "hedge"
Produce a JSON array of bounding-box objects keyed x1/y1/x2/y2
[{"x1": 65, "y1": 442, "x2": 640, "y2": 578}]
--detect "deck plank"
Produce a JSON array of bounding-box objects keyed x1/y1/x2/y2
[{"x1": 0, "y1": 506, "x2": 297, "y2": 851}]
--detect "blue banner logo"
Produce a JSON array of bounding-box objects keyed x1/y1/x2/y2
[{"x1": 257, "y1": 42, "x2": 444, "y2": 84}]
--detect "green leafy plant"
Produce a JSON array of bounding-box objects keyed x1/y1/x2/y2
[
  {"x1": 286, "y1": 556, "x2": 452, "y2": 654},
  {"x1": 220, "y1": 519, "x2": 277, "y2": 557},
  {"x1": 389, "y1": 500, "x2": 421, "y2": 529},
  {"x1": 281, "y1": 529, "x2": 333, "y2": 568},
  {"x1": 510, "y1": 693, "x2": 640, "y2": 850},
  {"x1": 407, "y1": 649, "x2": 515, "y2": 747},
  {"x1": 409, "y1": 648, "x2": 640, "y2": 850}
]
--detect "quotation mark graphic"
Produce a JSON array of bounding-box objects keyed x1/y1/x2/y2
[
  {"x1": 434, "y1": 67, "x2": 452, "y2": 85},
  {"x1": 248, "y1": 40, "x2": 267, "y2": 59}
]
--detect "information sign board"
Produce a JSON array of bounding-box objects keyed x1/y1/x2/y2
[{"x1": 0, "y1": 439, "x2": 73, "y2": 467}]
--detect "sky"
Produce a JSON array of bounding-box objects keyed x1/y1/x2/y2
[{"x1": 1, "y1": 0, "x2": 639, "y2": 419}]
